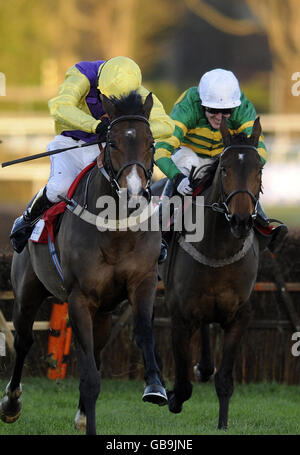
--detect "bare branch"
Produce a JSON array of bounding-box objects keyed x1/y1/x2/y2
[{"x1": 185, "y1": 0, "x2": 262, "y2": 36}]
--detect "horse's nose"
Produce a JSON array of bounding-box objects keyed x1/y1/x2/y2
[
  {"x1": 127, "y1": 186, "x2": 144, "y2": 199},
  {"x1": 126, "y1": 165, "x2": 143, "y2": 197},
  {"x1": 230, "y1": 213, "x2": 253, "y2": 238}
]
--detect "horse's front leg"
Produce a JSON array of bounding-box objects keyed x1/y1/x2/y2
[
  {"x1": 194, "y1": 323, "x2": 216, "y2": 382},
  {"x1": 167, "y1": 315, "x2": 193, "y2": 414},
  {"x1": 68, "y1": 289, "x2": 101, "y2": 435},
  {"x1": 215, "y1": 303, "x2": 251, "y2": 430},
  {"x1": 75, "y1": 311, "x2": 112, "y2": 433},
  {"x1": 129, "y1": 273, "x2": 167, "y2": 405}
]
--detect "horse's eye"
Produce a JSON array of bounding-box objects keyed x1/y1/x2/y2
[
  {"x1": 221, "y1": 166, "x2": 227, "y2": 177},
  {"x1": 109, "y1": 141, "x2": 117, "y2": 149},
  {"x1": 147, "y1": 138, "x2": 154, "y2": 151}
]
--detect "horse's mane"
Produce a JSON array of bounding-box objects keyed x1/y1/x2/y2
[
  {"x1": 230, "y1": 131, "x2": 252, "y2": 146},
  {"x1": 109, "y1": 90, "x2": 143, "y2": 116}
]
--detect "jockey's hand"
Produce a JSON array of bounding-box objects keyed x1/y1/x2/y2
[
  {"x1": 96, "y1": 117, "x2": 110, "y2": 142},
  {"x1": 172, "y1": 173, "x2": 193, "y2": 196}
]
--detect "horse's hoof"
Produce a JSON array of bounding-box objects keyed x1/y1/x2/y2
[
  {"x1": 193, "y1": 364, "x2": 216, "y2": 382},
  {"x1": 142, "y1": 384, "x2": 168, "y2": 406},
  {"x1": 167, "y1": 390, "x2": 182, "y2": 414},
  {"x1": 0, "y1": 383, "x2": 22, "y2": 424},
  {"x1": 0, "y1": 396, "x2": 22, "y2": 423},
  {"x1": 74, "y1": 409, "x2": 86, "y2": 432},
  {"x1": 218, "y1": 424, "x2": 228, "y2": 431}
]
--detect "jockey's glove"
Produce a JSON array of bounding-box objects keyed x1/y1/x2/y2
[
  {"x1": 96, "y1": 117, "x2": 110, "y2": 142},
  {"x1": 172, "y1": 173, "x2": 193, "y2": 196}
]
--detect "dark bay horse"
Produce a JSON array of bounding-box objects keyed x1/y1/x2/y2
[
  {"x1": 0, "y1": 91, "x2": 167, "y2": 435},
  {"x1": 160, "y1": 117, "x2": 263, "y2": 430}
]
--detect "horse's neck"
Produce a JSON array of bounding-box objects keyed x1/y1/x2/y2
[
  {"x1": 88, "y1": 169, "x2": 126, "y2": 223},
  {"x1": 89, "y1": 167, "x2": 118, "y2": 206}
]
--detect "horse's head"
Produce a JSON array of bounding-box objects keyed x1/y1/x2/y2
[
  {"x1": 100, "y1": 91, "x2": 154, "y2": 199},
  {"x1": 218, "y1": 116, "x2": 263, "y2": 239}
]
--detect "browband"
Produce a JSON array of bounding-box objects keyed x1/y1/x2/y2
[
  {"x1": 221, "y1": 144, "x2": 259, "y2": 156},
  {"x1": 108, "y1": 115, "x2": 150, "y2": 130}
]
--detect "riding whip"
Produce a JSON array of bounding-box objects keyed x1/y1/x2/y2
[{"x1": 1, "y1": 139, "x2": 103, "y2": 168}]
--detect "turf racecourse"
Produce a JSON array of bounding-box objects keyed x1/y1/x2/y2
[{"x1": 0, "y1": 378, "x2": 299, "y2": 435}]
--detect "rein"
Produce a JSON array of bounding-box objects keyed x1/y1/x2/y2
[{"x1": 103, "y1": 114, "x2": 155, "y2": 197}]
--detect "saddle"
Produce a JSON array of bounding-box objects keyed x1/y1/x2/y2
[{"x1": 30, "y1": 161, "x2": 96, "y2": 245}]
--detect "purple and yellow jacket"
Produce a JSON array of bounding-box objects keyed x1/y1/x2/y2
[{"x1": 48, "y1": 60, "x2": 174, "y2": 143}]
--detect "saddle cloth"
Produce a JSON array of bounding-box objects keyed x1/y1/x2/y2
[{"x1": 30, "y1": 161, "x2": 96, "y2": 244}]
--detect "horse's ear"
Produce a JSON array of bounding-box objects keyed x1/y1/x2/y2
[
  {"x1": 143, "y1": 92, "x2": 153, "y2": 119},
  {"x1": 250, "y1": 117, "x2": 262, "y2": 147},
  {"x1": 100, "y1": 93, "x2": 117, "y2": 119},
  {"x1": 220, "y1": 116, "x2": 231, "y2": 147}
]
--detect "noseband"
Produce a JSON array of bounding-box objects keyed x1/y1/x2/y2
[
  {"x1": 213, "y1": 145, "x2": 260, "y2": 221},
  {"x1": 103, "y1": 115, "x2": 155, "y2": 196}
]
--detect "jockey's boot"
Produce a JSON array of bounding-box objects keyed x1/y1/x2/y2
[
  {"x1": 158, "y1": 179, "x2": 175, "y2": 264},
  {"x1": 254, "y1": 201, "x2": 288, "y2": 253},
  {"x1": 10, "y1": 187, "x2": 53, "y2": 254}
]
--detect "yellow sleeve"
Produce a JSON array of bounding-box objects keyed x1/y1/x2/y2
[
  {"x1": 48, "y1": 66, "x2": 100, "y2": 134},
  {"x1": 138, "y1": 86, "x2": 175, "y2": 140}
]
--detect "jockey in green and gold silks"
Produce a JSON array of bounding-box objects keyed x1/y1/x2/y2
[
  {"x1": 154, "y1": 87, "x2": 267, "y2": 182},
  {"x1": 154, "y1": 68, "x2": 287, "y2": 255}
]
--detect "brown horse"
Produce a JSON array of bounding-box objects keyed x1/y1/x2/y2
[
  {"x1": 0, "y1": 91, "x2": 167, "y2": 435},
  {"x1": 160, "y1": 117, "x2": 263, "y2": 430}
]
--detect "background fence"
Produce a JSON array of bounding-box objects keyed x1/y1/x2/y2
[{"x1": 1, "y1": 114, "x2": 300, "y2": 205}]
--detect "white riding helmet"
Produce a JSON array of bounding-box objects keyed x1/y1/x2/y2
[{"x1": 198, "y1": 68, "x2": 241, "y2": 109}]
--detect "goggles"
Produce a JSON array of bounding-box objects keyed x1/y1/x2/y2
[{"x1": 204, "y1": 106, "x2": 235, "y2": 115}]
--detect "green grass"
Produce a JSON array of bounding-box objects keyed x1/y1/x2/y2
[{"x1": 0, "y1": 378, "x2": 300, "y2": 435}]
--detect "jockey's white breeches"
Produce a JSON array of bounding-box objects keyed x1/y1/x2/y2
[
  {"x1": 171, "y1": 146, "x2": 215, "y2": 179},
  {"x1": 45, "y1": 135, "x2": 101, "y2": 203}
]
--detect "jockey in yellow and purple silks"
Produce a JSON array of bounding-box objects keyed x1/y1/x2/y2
[{"x1": 10, "y1": 56, "x2": 175, "y2": 254}]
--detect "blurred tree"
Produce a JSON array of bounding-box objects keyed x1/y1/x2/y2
[
  {"x1": 73, "y1": 0, "x2": 184, "y2": 72},
  {"x1": 185, "y1": 0, "x2": 300, "y2": 113},
  {"x1": 0, "y1": 0, "x2": 80, "y2": 84},
  {"x1": 0, "y1": 0, "x2": 183, "y2": 85},
  {"x1": 247, "y1": 0, "x2": 300, "y2": 113},
  {"x1": 0, "y1": 0, "x2": 54, "y2": 84}
]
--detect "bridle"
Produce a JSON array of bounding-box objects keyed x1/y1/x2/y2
[
  {"x1": 209, "y1": 144, "x2": 261, "y2": 221},
  {"x1": 103, "y1": 114, "x2": 155, "y2": 197}
]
